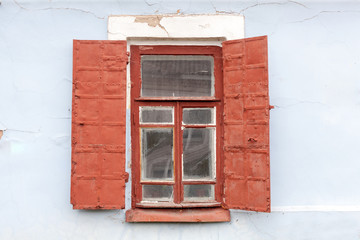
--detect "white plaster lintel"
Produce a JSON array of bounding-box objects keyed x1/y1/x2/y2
[{"x1": 108, "y1": 14, "x2": 245, "y2": 41}]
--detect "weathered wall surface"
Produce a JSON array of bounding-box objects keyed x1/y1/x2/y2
[{"x1": 1, "y1": 0, "x2": 360, "y2": 239}]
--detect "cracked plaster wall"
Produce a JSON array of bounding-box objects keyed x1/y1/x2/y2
[{"x1": 1, "y1": 0, "x2": 360, "y2": 239}]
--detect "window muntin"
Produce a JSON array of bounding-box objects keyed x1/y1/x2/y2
[{"x1": 141, "y1": 55, "x2": 215, "y2": 97}]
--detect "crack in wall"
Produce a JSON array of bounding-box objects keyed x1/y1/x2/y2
[
  {"x1": 12, "y1": 0, "x2": 105, "y2": 20},
  {"x1": 209, "y1": 0, "x2": 235, "y2": 14},
  {"x1": 287, "y1": 0, "x2": 309, "y2": 9},
  {"x1": 5, "y1": 128, "x2": 41, "y2": 134},
  {"x1": 210, "y1": 0, "x2": 308, "y2": 15},
  {"x1": 273, "y1": 100, "x2": 329, "y2": 109},
  {"x1": 239, "y1": 1, "x2": 308, "y2": 13},
  {"x1": 290, "y1": 10, "x2": 360, "y2": 23},
  {"x1": 144, "y1": 0, "x2": 159, "y2": 7}
]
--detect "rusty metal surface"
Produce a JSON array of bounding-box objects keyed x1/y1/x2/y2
[
  {"x1": 71, "y1": 40, "x2": 128, "y2": 209},
  {"x1": 222, "y1": 36, "x2": 270, "y2": 212},
  {"x1": 126, "y1": 208, "x2": 230, "y2": 222}
]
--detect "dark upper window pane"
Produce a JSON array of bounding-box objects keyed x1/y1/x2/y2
[
  {"x1": 183, "y1": 108, "x2": 215, "y2": 125},
  {"x1": 140, "y1": 106, "x2": 174, "y2": 124},
  {"x1": 141, "y1": 55, "x2": 214, "y2": 97}
]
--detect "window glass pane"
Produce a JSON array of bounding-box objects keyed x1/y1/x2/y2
[
  {"x1": 183, "y1": 128, "x2": 215, "y2": 180},
  {"x1": 141, "y1": 128, "x2": 173, "y2": 180},
  {"x1": 140, "y1": 106, "x2": 173, "y2": 124},
  {"x1": 141, "y1": 55, "x2": 214, "y2": 97},
  {"x1": 142, "y1": 185, "x2": 173, "y2": 201},
  {"x1": 184, "y1": 184, "x2": 214, "y2": 201},
  {"x1": 183, "y1": 108, "x2": 215, "y2": 125}
]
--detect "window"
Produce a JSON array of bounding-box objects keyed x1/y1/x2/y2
[
  {"x1": 71, "y1": 36, "x2": 270, "y2": 222},
  {"x1": 131, "y1": 46, "x2": 223, "y2": 208}
]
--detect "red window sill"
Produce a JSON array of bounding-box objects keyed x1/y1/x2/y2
[
  {"x1": 136, "y1": 201, "x2": 221, "y2": 208},
  {"x1": 126, "y1": 208, "x2": 230, "y2": 223},
  {"x1": 135, "y1": 97, "x2": 221, "y2": 102}
]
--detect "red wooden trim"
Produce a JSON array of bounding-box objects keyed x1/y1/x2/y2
[
  {"x1": 131, "y1": 46, "x2": 140, "y2": 208},
  {"x1": 139, "y1": 124, "x2": 174, "y2": 128},
  {"x1": 136, "y1": 202, "x2": 221, "y2": 208},
  {"x1": 177, "y1": 102, "x2": 220, "y2": 107},
  {"x1": 178, "y1": 102, "x2": 184, "y2": 203},
  {"x1": 135, "y1": 97, "x2": 221, "y2": 102},
  {"x1": 181, "y1": 180, "x2": 216, "y2": 184},
  {"x1": 126, "y1": 208, "x2": 230, "y2": 222},
  {"x1": 216, "y1": 91, "x2": 224, "y2": 204},
  {"x1": 174, "y1": 102, "x2": 181, "y2": 204},
  {"x1": 130, "y1": 45, "x2": 224, "y2": 208},
  {"x1": 181, "y1": 125, "x2": 215, "y2": 128},
  {"x1": 135, "y1": 45, "x2": 221, "y2": 54},
  {"x1": 140, "y1": 181, "x2": 175, "y2": 185}
]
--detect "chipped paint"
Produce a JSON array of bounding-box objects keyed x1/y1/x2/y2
[
  {"x1": 134, "y1": 15, "x2": 163, "y2": 27},
  {"x1": 126, "y1": 208, "x2": 230, "y2": 222}
]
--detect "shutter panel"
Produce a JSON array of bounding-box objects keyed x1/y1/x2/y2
[
  {"x1": 222, "y1": 36, "x2": 270, "y2": 212},
  {"x1": 71, "y1": 40, "x2": 128, "y2": 209}
]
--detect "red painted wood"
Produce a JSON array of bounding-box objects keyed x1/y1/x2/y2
[
  {"x1": 126, "y1": 208, "x2": 230, "y2": 222},
  {"x1": 71, "y1": 40, "x2": 128, "y2": 209},
  {"x1": 130, "y1": 45, "x2": 223, "y2": 207},
  {"x1": 222, "y1": 36, "x2": 270, "y2": 212},
  {"x1": 136, "y1": 201, "x2": 221, "y2": 208}
]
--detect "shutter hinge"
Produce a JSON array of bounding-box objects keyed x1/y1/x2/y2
[
  {"x1": 126, "y1": 51, "x2": 130, "y2": 64},
  {"x1": 124, "y1": 172, "x2": 129, "y2": 182}
]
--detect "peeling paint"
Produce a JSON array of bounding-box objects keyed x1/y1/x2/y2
[
  {"x1": 134, "y1": 15, "x2": 169, "y2": 36},
  {"x1": 134, "y1": 15, "x2": 163, "y2": 27}
]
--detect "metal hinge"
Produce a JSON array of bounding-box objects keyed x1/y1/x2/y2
[{"x1": 127, "y1": 51, "x2": 130, "y2": 64}]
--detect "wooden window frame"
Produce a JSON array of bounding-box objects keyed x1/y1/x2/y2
[{"x1": 130, "y1": 45, "x2": 224, "y2": 209}]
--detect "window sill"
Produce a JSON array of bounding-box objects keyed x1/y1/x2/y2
[
  {"x1": 126, "y1": 207, "x2": 230, "y2": 223},
  {"x1": 135, "y1": 97, "x2": 221, "y2": 102},
  {"x1": 136, "y1": 201, "x2": 221, "y2": 208}
]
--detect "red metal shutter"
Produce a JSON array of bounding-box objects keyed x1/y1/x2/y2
[
  {"x1": 222, "y1": 36, "x2": 270, "y2": 212},
  {"x1": 71, "y1": 40, "x2": 128, "y2": 209}
]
